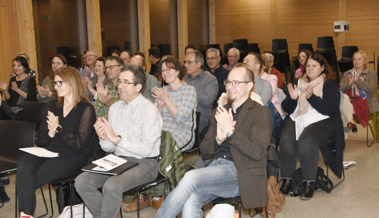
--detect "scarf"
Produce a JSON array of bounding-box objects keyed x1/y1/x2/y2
[{"x1": 294, "y1": 75, "x2": 325, "y2": 118}]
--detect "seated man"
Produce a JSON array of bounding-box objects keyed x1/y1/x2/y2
[
  {"x1": 157, "y1": 65, "x2": 273, "y2": 218},
  {"x1": 75, "y1": 64, "x2": 163, "y2": 218}
]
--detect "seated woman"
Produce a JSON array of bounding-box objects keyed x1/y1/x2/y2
[
  {"x1": 0, "y1": 56, "x2": 37, "y2": 119},
  {"x1": 37, "y1": 54, "x2": 67, "y2": 103},
  {"x1": 86, "y1": 57, "x2": 108, "y2": 102},
  {"x1": 152, "y1": 57, "x2": 197, "y2": 151},
  {"x1": 10, "y1": 52, "x2": 36, "y2": 78},
  {"x1": 16, "y1": 66, "x2": 98, "y2": 218},
  {"x1": 279, "y1": 53, "x2": 344, "y2": 200},
  {"x1": 295, "y1": 50, "x2": 313, "y2": 79},
  {"x1": 340, "y1": 51, "x2": 378, "y2": 133},
  {"x1": 262, "y1": 53, "x2": 283, "y2": 89}
]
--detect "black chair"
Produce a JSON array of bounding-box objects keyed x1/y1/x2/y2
[
  {"x1": 158, "y1": 44, "x2": 171, "y2": 56},
  {"x1": 338, "y1": 46, "x2": 359, "y2": 74},
  {"x1": 298, "y1": 43, "x2": 314, "y2": 53},
  {"x1": 223, "y1": 43, "x2": 233, "y2": 56},
  {"x1": 57, "y1": 46, "x2": 75, "y2": 67},
  {"x1": 107, "y1": 46, "x2": 121, "y2": 56},
  {"x1": 181, "y1": 111, "x2": 201, "y2": 156},
  {"x1": 316, "y1": 36, "x2": 335, "y2": 52},
  {"x1": 266, "y1": 39, "x2": 291, "y2": 83},
  {"x1": 315, "y1": 36, "x2": 339, "y2": 82},
  {"x1": 248, "y1": 43, "x2": 261, "y2": 54},
  {"x1": 124, "y1": 41, "x2": 132, "y2": 51},
  {"x1": 21, "y1": 102, "x2": 48, "y2": 131},
  {"x1": 233, "y1": 39, "x2": 248, "y2": 61}
]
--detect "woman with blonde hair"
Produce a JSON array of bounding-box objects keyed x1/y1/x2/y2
[{"x1": 16, "y1": 66, "x2": 98, "y2": 218}]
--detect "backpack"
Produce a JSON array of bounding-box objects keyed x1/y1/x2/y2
[
  {"x1": 290, "y1": 167, "x2": 333, "y2": 197},
  {"x1": 258, "y1": 176, "x2": 286, "y2": 218}
]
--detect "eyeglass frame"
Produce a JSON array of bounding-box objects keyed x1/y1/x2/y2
[
  {"x1": 51, "y1": 81, "x2": 64, "y2": 87},
  {"x1": 227, "y1": 55, "x2": 239, "y2": 58},
  {"x1": 206, "y1": 57, "x2": 218, "y2": 61},
  {"x1": 116, "y1": 79, "x2": 137, "y2": 86},
  {"x1": 183, "y1": 60, "x2": 198, "y2": 65},
  {"x1": 223, "y1": 80, "x2": 251, "y2": 87},
  {"x1": 105, "y1": 65, "x2": 122, "y2": 70},
  {"x1": 161, "y1": 68, "x2": 174, "y2": 74}
]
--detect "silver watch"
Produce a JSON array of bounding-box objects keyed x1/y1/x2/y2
[
  {"x1": 227, "y1": 128, "x2": 235, "y2": 138},
  {"x1": 115, "y1": 135, "x2": 122, "y2": 146}
]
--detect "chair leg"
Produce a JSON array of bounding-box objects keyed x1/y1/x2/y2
[
  {"x1": 238, "y1": 201, "x2": 241, "y2": 217},
  {"x1": 327, "y1": 167, "x2": 346, "y2": 191},
  {"x1": 69, "y1": 181, "x2": 73, "y2": 218},
  {"x1": 249, "y1": 208, "x2": 260, "y2": 217},
  {"x1": 35, "y1": 187, "x2": 49, "y2": 218},
  {"x1": 48, "y1": 185, "x2": 53, "y2": 218},
  {"x1": 119, "y1": 207, "x2": 123, "y2": 218},
  {"x1": 15, "y1": 187, "x2": 17, "y2": 218},
  {"x1": 137, "y1": 192, "x2": 140, "y2": 218},
  {"x1": 367, "y1": 125, "x2": 376, "y2": 147}
]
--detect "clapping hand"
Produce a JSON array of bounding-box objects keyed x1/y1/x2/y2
[
  {"x1": 10, "y1": 81, "x2": 19, "y2": 92},
  {"x1": 93, "y1": 117, "x2": 117, "y2": 142},
  {"x1": 305, "y1": 85, "x2": 314, "y2": 99},
  {"x1": 287, "y1": 84, "x2": 299, "y2": 100},
  {"x1": 0, "y1": 80, "x2": 7, "y2": 91},
  {"x1": 36, "y1": 85, "x2": 51, "y2": 96},
  {"x1": 152, "y1": 86, "x2": 169, "y2": 105},
  {"x1": 47, "y1": 111, "x2": 59, "y2": 138},
  {"x1": 215, "y1": 107, "x2": 236, "y2": 142}
]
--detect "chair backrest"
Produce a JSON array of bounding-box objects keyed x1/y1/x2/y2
[
  {"x1": 272, "y1": 39, "x2": 288, "y2": 51},
  {"x1": 0, "y1": 120, "x2": 36, "y2": 170},
  {"x1": 317, "y1": 36, "x2": 335, "y2": 51},
  {"x1": 124, "y1": 41, "x2": 131, "y2": 51},
  {"x1": 298, "y1": 43, "x2": 314, "y2": 53},
  {"x1": 107, "y1": 46, "x2": 121, "y2": 56},
  {"x1": 21, "y1": 101, "x2": 48, "y2": 130},
  {"x1": 341, "y1": 46, "x2": 359, "y2": 59},
  {"x1": 248, "y1": 43, "x2": 260, "y2": 54},
  {"x1": 159, "y1": 44, "x2": 171, "y2": 56},
  {"x1": 233, "y1": 39, "x2": 248, "y2": 51}
]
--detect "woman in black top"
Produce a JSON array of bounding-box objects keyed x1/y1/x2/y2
[
  {"x1": 0, "y1": 56, "x2": 37, "y2": 119},
  {"x1": 16, "y1": 66, "x2": 98, "y2": 218}
]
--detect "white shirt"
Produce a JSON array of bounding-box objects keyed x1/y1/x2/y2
[{"x1": 100, "y1": 94, "x2": 163, "y2": 158}]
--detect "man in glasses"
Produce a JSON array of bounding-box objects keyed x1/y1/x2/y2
[
  {"x1": 93, "y1": 56, "x2": 124, "y2": 119},
  {"x1": 223, "y1": 48, "x2": 240, "y2": 71},
  {"x1": 157, "y1": 65, "x2": 272, "y2": 218},
  {"x1": 75, "y1": 64, "x2": 163, "y2": 218},
  {"x1": 205, "y1": 47, "x2": 230, "y2": 99},
  {"x1": 184, "y1": 50, "x2": 218, "y2": 132},
  {"x1": 78, "y1": 50, "x2": 98, "y2": 79}
]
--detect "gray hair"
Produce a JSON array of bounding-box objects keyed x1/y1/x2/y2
[
  {"x1": 206, "y1": 48, "x2": 220, "y2": 57},
  {"x1": 228, "y1": 48, "x2": 240, "y2": 56}
]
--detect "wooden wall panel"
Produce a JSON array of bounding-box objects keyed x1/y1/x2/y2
[
  {"x1": 346, "y1": 0, "x2": 379, "y2": 71},
  {"x1": 150, "y1": 0, "x2": 171, "y2": 45},
  {"x1": 188, "y1": 0, "x2": 208, "y2": 50},
  {"x1": 0, "y1": 6, "x2": 13, "y2": 83},
  {"x1": 214, "y1": 0, "x2": 271, "y2": 54}
]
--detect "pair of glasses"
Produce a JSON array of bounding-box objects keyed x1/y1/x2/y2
[
  {"x1": 184, "y1": 60, "x2": 198, "y2": 65},
  {"x1": 227, "y1": 55, "x2": 238, "y2": 58},
  {"x1": 161, "y1": 68, "x2": 174, "y2": 74},
  {"x1": 206, "y1": 57, "x2": 218, "y2": 61},
  {"x1": 51, "y1": 81, "x2": 64, "y2": 87},
  {"x1": 223, "y1": 80, "x2": 250, "y2": 87},
  {"x1": 105, "y1": 65, "x2": 122, "y2": 70},
  {"x1": 117, "y1": 79, "x2": 135, "y2": 86},
  {"x1": 85, "y1": 55, "x2": 96, "y2": 59}
]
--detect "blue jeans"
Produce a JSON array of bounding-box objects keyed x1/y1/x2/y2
[{"x1": 157, "y1": 158, "x2": 240, "y2": 218}]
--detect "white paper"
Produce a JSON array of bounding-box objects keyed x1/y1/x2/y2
[
  {"x1": 93, "y1": 154, "x2": 127, "y2": 171},
  {"x1": 19, "y1": 147, "x2": 59, "y2": 158},
  {"x1": 92, "y1": 166, "x2": 109, "y2": 171}
]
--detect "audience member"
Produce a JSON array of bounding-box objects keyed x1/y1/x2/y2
[
  {"x1": 340, "y1": 51, "x2": 378, "y2": 132},
  {"x1": 120, "y1": 50, "x2": 133, "y2": 65},
  {"x1": 130, "y1": 54, "x2": 160, "y2": 102},
  {"x1": 262, "y1": 53, "x2": 284, "y2": 89},
  {"x1": 279, "y1": 53, "x2": 344, "y2": 200},
  {"x1": 0, "y1": 56, "x2": 37, "y2": 119},
  {"x1": 295, "y1": 50, "x2": 312, "y2": 79},
  {"x1": 16, "y1": 66, "x2": 98, "y2": 218},
  {"x1": 86, "y1": 57, "x2": 108, "y2": 102},
  {"x1": 223, "y1": 48, "x2": 240, "y2": 70},
  {"x1": 205, "y1": 48, "x2": 229, "y2": 99},
  {"x1": 243, "y1": 53, "x2": 272, "y2": 106},
  {"x1": 75, "y1": 64, "x2": 163, "y2": 218},
  {"x1": 184, "y1": 50, "x2": 218, "y2": 132},
  {"x1": 157, "y1": 65, "x2": 272, "y2": 218},
  {"x1": 37, "y1": 54, "x2": 67, "y2": 103},
  {"x1": 78, "y1": 50, "x2": 98, "y2": 79},
  {"x1": 185, "y1": 45, "x2": 196, "y2": 55},
  {"x1": 111, "y1": 50, "x2": 121, "y2": 57},
  {"x1": 93, "y1": 56, "x2": 123, "y2": 119},
  {"x1": 11, "y1": 52, "x2": 36, "y2": 78},
  {"x1": 149, "y1": 46, "x2": 161, "y2": 75}
]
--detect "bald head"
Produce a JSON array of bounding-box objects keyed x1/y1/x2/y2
[{"x1": 130, "y1": 55, "x2": 146, "y2": 71}]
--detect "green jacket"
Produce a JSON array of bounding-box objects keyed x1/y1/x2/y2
[{"x1": 123, "y1": 131, "x2": 185, "y2": 201}]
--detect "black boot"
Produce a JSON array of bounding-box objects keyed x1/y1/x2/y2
[
  {"x1": 280, "y1": 179, "x2": 291, "y2": 195},
  {"x1": 300, "y1": 181, "x2": 315, "y2": 200}
]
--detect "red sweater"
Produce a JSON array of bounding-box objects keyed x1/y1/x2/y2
[{"x1": 270, "y1": 67, "x2": 283, "y2": 88}]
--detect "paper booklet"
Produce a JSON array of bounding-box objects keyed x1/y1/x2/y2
[
  {"x1": 82, "y1": 154, "x2": 139, "y2": 176},
  {"x1": 19, "y1": 147, "x2": 59, "y2": 158}
]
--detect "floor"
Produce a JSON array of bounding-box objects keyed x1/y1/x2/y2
[{"x1": 1, "y1": 124, "x2": 379, "y2": 218}]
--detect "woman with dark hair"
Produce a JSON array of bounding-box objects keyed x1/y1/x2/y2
[
  {"x1": 295, "y1": 50, "x2": 313, "y2": 78},
  {"x1": 16, "y1": 66, "x2": 98, "y2": 218},
  {"x1": 152, "y1": 57, "x2": 197, "y2": 151},
  {"x1": 0, "y1": 56, "x2": 37, "y2": 119},
  {"x1": 37, "y1": 54, "x2": 67, "y2": 103},
  {"x1": 86, "y1": 57, "x2": 108, "y2": 102},
  {"x1": 279, "y1": 53, "x2": 344, "y2": 200}
]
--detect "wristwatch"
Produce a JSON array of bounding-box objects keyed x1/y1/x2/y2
[
  {"x1": 115, "y1": 135, "x2": 122, "y2": 146},
  {"x1": 55, "y1": 125, "x2": 62, "y2": 133},
  {"x1": 227, "y1": 128, "x2": 235, "y2": 139}
]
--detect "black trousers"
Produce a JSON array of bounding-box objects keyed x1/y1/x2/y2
[
  {"x1": 16, "y1": 151, "x2": 88, "y2": 215},
  {"x1": 279, "y1": 118, "x2": 335, "y2": 181}
]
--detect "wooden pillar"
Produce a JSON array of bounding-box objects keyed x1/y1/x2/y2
[
  {"x1": 208, "y1": 0, "x2": 215, "y2": 44},
  {"x1": 15, "y1": 0, "x2": 38, "y2": 81},
  {"x1": 177, "y1": 0, "x2": 188, "y2": 62},
  {"x1": 137, "y1": 0, "x2": 151, "y2": 72},
  {"x1": 337, "y1": 0, "x2": 346, "y2": 60},
  {"x1": 86, "y1": 0, "x2": 102, "y2": 56},
  {"x1": 270, "y1": 0, "x2": 277, "y2": 41}
]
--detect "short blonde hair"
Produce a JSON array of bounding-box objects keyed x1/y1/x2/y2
[
  {"x1": 262, "y1": 53, "x2": 274, "y2": 63},
  {"x1": 353, "y1": 51, "x2": 368, "y2": 68}
]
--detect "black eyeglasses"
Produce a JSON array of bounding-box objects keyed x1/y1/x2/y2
[
  {"x1": 223, "y1": 80, "x2": 251, "y2": 87},
  {"x1": 184, "y1": 60, "x2": 198, "y2": 65},
  {"x1": 51, "y1": 81, "x2": 64, "y2": 87},
  {"x1": 117, "y1": 79, "x2": 135, "y2": 86},
  {"x1": 161, "y1": 68, "x2": 174, "y2": 74},
  {"x1": 105, "y1": 65, "x2": 122, "y2": 70},
  {"x1": 206, "y1": 57, "x2": 218, "y2": 61}
]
